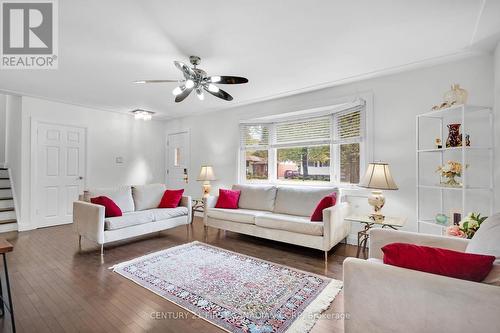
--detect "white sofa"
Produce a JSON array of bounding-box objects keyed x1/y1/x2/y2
[
  {"x1": 204, "y1": 184, "x2": 350, "y2": 260},
  {"x1": 73, "y1": 184, "x2": 192, "y2": 255},
  {"x1": 343, "y1": 228, "x2": 500, "y2": 333}
]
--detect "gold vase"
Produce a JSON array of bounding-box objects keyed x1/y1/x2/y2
[{"x1": 443, "y1": 84, "x2": 468, "y2": 105}]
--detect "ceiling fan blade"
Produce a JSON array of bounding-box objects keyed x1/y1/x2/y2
[
  {"x1": 203, "y1": 86, "x2": 233, "y2": 101},
  {"x1": 175, "y1": 87, "x2": 194, "y2": 103},
  {"x1": 174, "y1": 61, "x2": 195, "y2": 79},
  {"x1": 133, "y1": 80, "x2": 180, "y2": 84},
  {"x1": 209, "y1": 76, "x2": 248, "y2": 84}
]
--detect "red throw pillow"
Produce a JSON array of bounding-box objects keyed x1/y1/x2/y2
[
  {"x1": 382, "y1": 243, "x2": 495, "y2": 282},
  {"x1": 310, "y1": 193, "x2": 337, "y2": 222},
  {"x1": 90, "y1": 196, "x2": 122, "y2": 218},
  {"x1": 158, "y1": 189, "x2": 184, "y2": 208},
  {"x1": 215, "y1": 189, "x2": 241, "y2": 209}
]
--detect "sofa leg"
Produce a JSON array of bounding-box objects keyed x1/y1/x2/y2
[
  {"x1": 100, "y1": 244, "x2": 104, "y2": 257},
  {"x1": 324, "y1": 251, "x2": 329, "y2": 268}
]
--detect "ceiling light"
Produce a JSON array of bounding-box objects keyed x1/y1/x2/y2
[
  {"x1": 133, "y1": 80, "x2": 146, "y2": 84},
  {"x1": 172, "y1": 86, "x2": 184, "y2": 96},
  {"x1": 196, "y1": 89, "x2": 204, "y2": 100},
  {"x1": 131, "y1": 109, "x2": 155, "y2": 121},
  {"x1": 207, "y1": 83, "x2": 219, "y2": 93},
  {"x1": 185, "y1": 79, "x2": 195, "y2": 89},
  {"x1": 210, "y1": 76, "x2": 221, "y2": 83}
]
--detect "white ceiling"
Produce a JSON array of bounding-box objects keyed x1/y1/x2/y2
[{"x1": 1, "y1": 0, "x2": 500, "y2": 119}]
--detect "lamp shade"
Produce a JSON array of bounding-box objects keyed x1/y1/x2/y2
[
  {"x1": 197, "y1": 165, "x2": 216, "y2": 181},
  {"x1": 358, "y1": 162, "x2": 398, "y2": 190}
]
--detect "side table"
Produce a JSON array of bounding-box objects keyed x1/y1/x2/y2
[
  {"x1": 0, "y1": 238, "x2": 15, "y2": 332},
  {"x1": 191, "y1": 198, "x2": 205, "y2": 223},
  {"x1": 345, "y1": 215, "x2": 406, "y2": 259}
]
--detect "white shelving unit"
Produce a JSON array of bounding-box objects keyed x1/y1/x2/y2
[{"x1": 416, "y1": 104, "x2": 494, "y2": 233}]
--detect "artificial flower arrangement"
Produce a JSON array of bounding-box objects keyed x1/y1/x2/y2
[
  {"x1": 446, "y1": 212, "x2": 487, "y2": 239},
  {"x1": 436, "y1": 161, "x2": 465, "y2": 187}
]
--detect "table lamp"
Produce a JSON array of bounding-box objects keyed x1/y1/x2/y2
[
  {"x1": 197, "y1": 165, "x2": 216, "y2": 198},
  {"x1": 358, "y1": 162, "x2": 398, "y2": 220}
]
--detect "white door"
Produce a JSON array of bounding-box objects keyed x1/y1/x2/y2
[
  {"x1": 35, "y1": 123, "x2": 86, "y2": 228},
  {"x1": 167, "y1": 131, "x2": 190, "y2": 189}
]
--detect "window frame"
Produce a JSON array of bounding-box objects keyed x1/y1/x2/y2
[{"x1": 239, "y1": 98, "x2": 372, "y2": 187}]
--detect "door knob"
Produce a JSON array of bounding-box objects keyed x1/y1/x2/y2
[{"x1": 78, "y1": 176, "x2": 84, "y2": 180}]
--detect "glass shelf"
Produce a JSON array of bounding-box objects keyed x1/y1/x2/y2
[{"x1": 417, "y1": 104, "x2": 491, "y2": 119}]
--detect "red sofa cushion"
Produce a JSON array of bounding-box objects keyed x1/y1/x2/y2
[
  {"x1": 215, "y1": 189, "x2": 241, "y2": 209},
  {"x1": 158, "y1": 189, "x2": 184, "y2": 208},
  {"x1": 310, "y1": 193, "x2": 337, "y2": 222},
  {"x1": 382, "y1": 242, "x2": 495, "y2": 282},
  {"x1": 90, "y1": 196, "x2": 122, "y2": 218}
]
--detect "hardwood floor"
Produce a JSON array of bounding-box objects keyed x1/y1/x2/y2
[{"x1": 0, "y1": 217, "x2": 357, "y2": 333}]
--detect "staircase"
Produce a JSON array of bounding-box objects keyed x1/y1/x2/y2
[{"x1": 0, "y1": 168, "x2": 17, "y2": 230}]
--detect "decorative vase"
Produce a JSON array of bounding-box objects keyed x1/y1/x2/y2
[
  {"x1": 446, "y1": 123, "x2": 462, "y2": 148},
  {"x1": 443, "y1": 84, "x2": 468, "y2": 105},
  {"x1": 441, "y1": 175, "x2": 461, "y2": 187}
]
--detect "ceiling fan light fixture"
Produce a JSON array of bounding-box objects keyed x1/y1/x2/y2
[
  {"x1": 196, "y1": 89, "x2": 204, "y2": 100},
  {"x1": 185, "y1": 79, "x2": 195, "y2": 89},
  {"x1": 133, "y1": 80, "x2": 146, "y2": 84},
  {"x1": 207, "y1": 83, "x2": 219, "y2": 93},
  {"x1": 172, "y1": 86, "x2": 184, "y2": 96},
  {"x1": 210, "y1": 76, "x2": 221, "y2": 83}
]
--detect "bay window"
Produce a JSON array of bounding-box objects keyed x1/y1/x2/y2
[{"x1": 240, "y1": 102, "x2": 366, "y2": 185}]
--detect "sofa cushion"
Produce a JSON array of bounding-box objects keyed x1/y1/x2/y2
[
  {"x1": 466, "y1": 212, "x2": 500, "y2": 261},
  {"x1": 207, "y1": 208, "x2": 267, "y2": 224},
  {"x1": 255, "y1": 213, "x2": 324, "y2": 236},
  {"x1": 133, "y1": 184, "x2": 166, "y2": 211},
  {"x1": 232, "y1": 184, "x2": 277, "y2": 211},
  {"x1": 158, "y1": 189, "x2": 184, "y2": 208},
  {"x1": 274, "y1": 186, "x2": 338, "y2": 217},
  {"x1": 104, "y1": 210, "x2": 155, "y2": 230},
  {"x1": 87, "y1": 186, "x2": 135, "y2": 213},
  {"x1": 150, "y1": 207, "x2": 189, "y2": 221}
]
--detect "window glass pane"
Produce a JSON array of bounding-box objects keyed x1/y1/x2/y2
[
  {"x1": 340, "y1": 143, "x2": 360, "y2": 183},
  {"x1": 246, "y1": 150, "x2": 268, "y2": 180},
  {"x1": 277, "y1": 145, "x2": 330, "y2": 182}
]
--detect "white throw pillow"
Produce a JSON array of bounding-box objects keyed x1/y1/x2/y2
[
  {"x1": 87, "y1": 186, "x2": 135, "y2": 213},
  {"x1": 466, "y1": 212, "x2": 500, "y2": 260},
  {"x1": 133, "y1": 184, "x2": 167, "y2": 211}
]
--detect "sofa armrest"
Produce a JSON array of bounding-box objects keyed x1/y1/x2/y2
[
  {"x1": 369, "y1": 229, "x2": 470, "y2": 260},
  {"x1": 322, "y1": 202, "x2": 351, "y2": 250},
  {"x1": 179, "y1": 195, "x2": 192, "y2": 223},
  {"x1": 343, "y1": 258, "x2": 500, "y2": 333},
  {"x1": 73, "y1": 201, "x2": 105, "y2": 244},
  {"x1": 203, "y1": 196, "x2": 218, "y2": 225}
]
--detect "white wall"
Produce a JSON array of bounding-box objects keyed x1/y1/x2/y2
[
  {"x1": 495, "y1": 42, "x2": 500, "y2": 211},
  {"x1": 0, "y1": 94, "x2": 6, "y2": 165},
  {"x1": 17, "y1": 97, "x2": 166, "y2": 230},
  {"x1": 165, "y1": 54, "x2": 496, "y2": 239}
]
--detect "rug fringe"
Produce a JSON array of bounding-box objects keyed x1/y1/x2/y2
[{"x1": 285, "y1": 279, "x2": 343, "y2": 333}]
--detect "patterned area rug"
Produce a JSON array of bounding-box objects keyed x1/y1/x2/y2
[{"x1": 112, "y1": 241, "x2": 342, "y2": 333}]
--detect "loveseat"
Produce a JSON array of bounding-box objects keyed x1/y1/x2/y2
[
  {"x1": 73, "y1": 184, "x2": 192, "y2": 255},
  {"x1": 343, "y1": 227, "x2": 500, "y2": 332},
  {"x1": 204, "y1": 184, "x2": 350, "y2": 260}
]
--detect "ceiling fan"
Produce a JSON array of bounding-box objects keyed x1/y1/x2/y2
[{"x1": 134, "y1": 56, "x2": 248, "y2": 103}]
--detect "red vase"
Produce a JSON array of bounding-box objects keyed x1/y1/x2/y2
[{"x1": 446, "y1": 124, "x2": 462, "y2": 148}]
